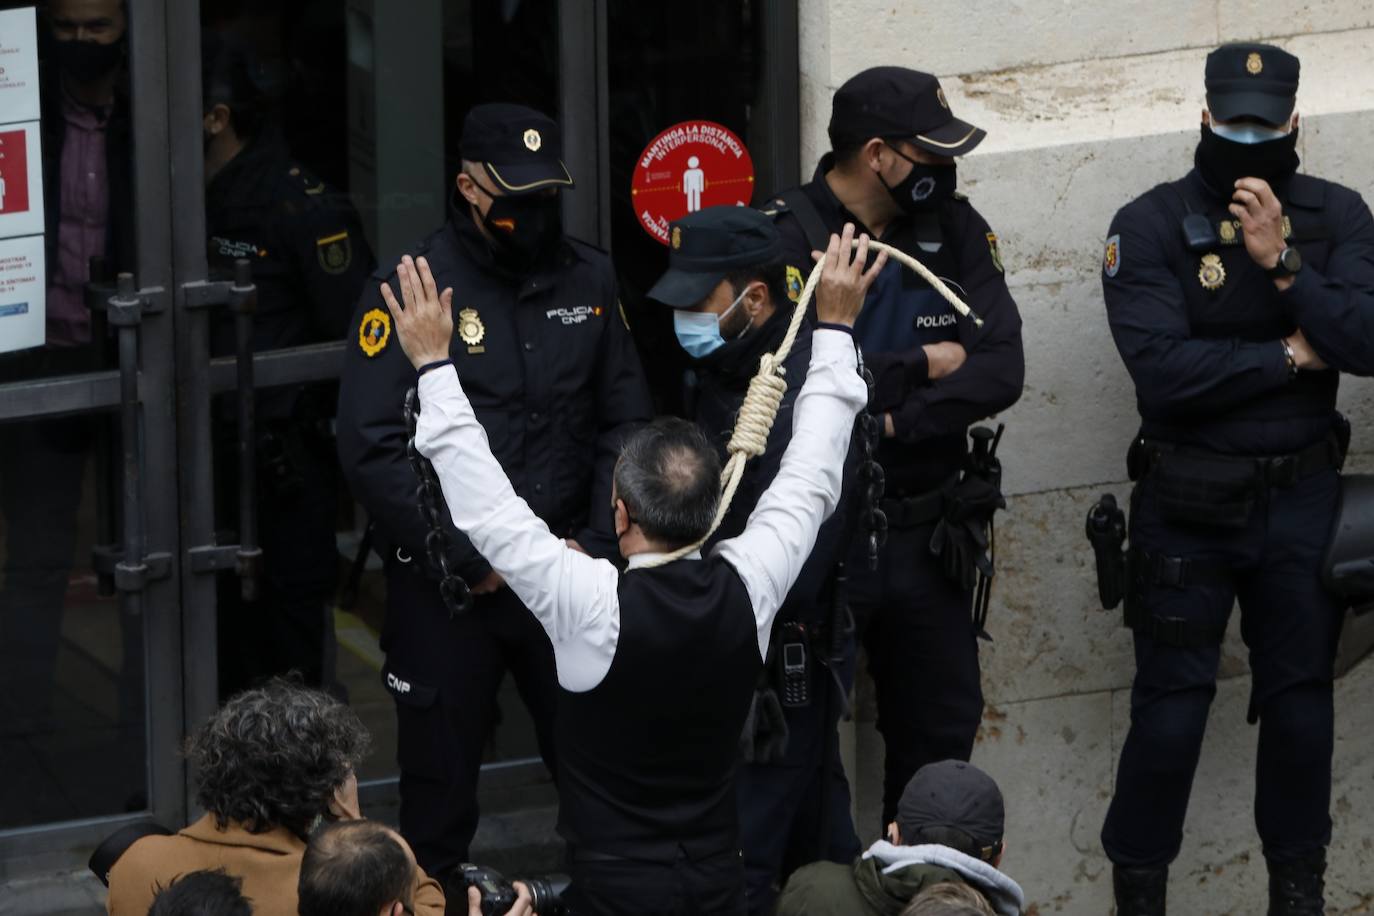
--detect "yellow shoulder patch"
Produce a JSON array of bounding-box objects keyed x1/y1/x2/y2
[
  {"x1": 785, "y1": 265, "x2": 805, "y2": 303},
  {"x1": 358, "y1": 307, "x2": 391, "y2": 357},
  {"x1": 986, "y1": 232, "x2": 1004, "y2": 274}
]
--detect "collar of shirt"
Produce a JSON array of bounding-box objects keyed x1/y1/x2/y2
[{"x1": 625, "y1": 549, "x2": 702, "y2": 571}]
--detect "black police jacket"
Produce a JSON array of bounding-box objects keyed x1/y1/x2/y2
[
  {"x1": 1103, "y1": 166, "x2": 1374, "y2": 455},
  {"x1": 689, "y1": 308, "x2": 857, "y2": 627},
  {"x1": 771, "y1": 155, "x2": 1024, "y2": 495},
  {"x1": 336, "y1": 214, "x2": 653, "y2": 586},
  {"x1": 206, "y1": 127, "x2": 374, "y2": 374}
]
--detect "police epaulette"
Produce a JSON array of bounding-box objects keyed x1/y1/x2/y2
[
  {"x1": 761, "y1": 197, "x2": 790, "y2": 218},
  {"x1": 286, "y1": 164, "x2": 327, "y2": 197}
]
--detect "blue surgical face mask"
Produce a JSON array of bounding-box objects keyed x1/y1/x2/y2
[
  {"x1": 1208, "y1": 118, "x2": 1291, "y2": 145},
  {"x1": 672, "y1": 285, "x2": 750, "y2": 359}
]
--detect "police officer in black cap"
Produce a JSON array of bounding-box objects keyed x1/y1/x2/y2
[
  {"x1": 335, "y1": 103, "x2": 652, "y2": 874},
  {"x1": 1100, "y1": 42, "x2": 1374, "y2": 915},
  {"x1": 769, "y1": 66, "x2": 1024, "y2": 837},
  {"x1": 200, "y1": 32, "x2": 375, "y2": 697},
  {"x1": 648, "y1": 206, "x2": 860, "y2": 913}
]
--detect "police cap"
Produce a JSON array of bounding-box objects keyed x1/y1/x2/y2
[
  {"x1": 647, "y1": 206, "x2": 782, "y2": 308},
  {"x1": 897, "y1": 760, "x2": 1005, "y2": 853},
  {"x1": 1205, "y1": 42, "x2": 1300, "y2": 127},
  {"x1": 460, "y1": 103, "x2": 574, "y2": 195},
  {"x1": 829, "y1": 66, "x2": 985, "y2": 158}
]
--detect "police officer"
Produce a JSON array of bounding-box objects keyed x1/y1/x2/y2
[
  {"x1": 770, "y1": 67, "x2": 1024, "y2": 832},
  {"x1": 200, "y1": 34, "x2": 374, "y2": 698},
  {"x1": 335, "y1": 103, "x2": 652, "y2": 874},
  {"x1": 1100, "y1": 43, "x2": 1374, "y2": 915},
  {"x1": 646, "y1": 206, "x2": 860, "y2": 913}
]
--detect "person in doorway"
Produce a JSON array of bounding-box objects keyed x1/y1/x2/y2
[
  {"x1": 336, "y1": 103, "x2": 652, "y2": 875},
  {"x1": 647, "y1": 205, "x2": 860, "y2": 914},
  {"x1": 769, "y1": 66, "x2": 1024, "y2": 836},
  {"x1": 198, "y1": 31, "x2": 373, "y2": 699},
  {"x1": 0, "y1": 0, "x2": 135, "y2": 751},
  {"x1": 379, "y1": 222, "x2": 882, "y2": 914}
]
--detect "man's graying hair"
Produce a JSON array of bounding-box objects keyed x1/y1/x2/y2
[{"x1": 614, "y1": 418, "x2": 721, "y2": 547}]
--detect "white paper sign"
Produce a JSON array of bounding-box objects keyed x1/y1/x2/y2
[
  {"x1": 0, "y1": 233, "x2": 45, "y2": 354},
  {"x1": 0, "y1": 120, "x2": 42, "y2": 240},
  {"x1": 0, "y1": 8, "x2": 40, "y2": 127}
]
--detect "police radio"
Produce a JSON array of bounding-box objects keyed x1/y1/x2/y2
[{"x1": 776, "y1": 622, "x2": 810, "y2": 708}]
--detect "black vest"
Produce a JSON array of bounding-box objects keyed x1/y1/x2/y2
[
  {"x1": 555, "y1": 556, "x2": 760, "y2": 860},
  {"x1": 1142, "y1": 171, "x2": 1338, "y2": 453}
]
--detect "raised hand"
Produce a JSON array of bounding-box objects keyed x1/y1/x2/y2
[
  {"x1": 811, "y1": 222, "x2": 888, "y2": 327},
  {"x1": 380, "y1": 255, "x2": 455, "y2": 369}
]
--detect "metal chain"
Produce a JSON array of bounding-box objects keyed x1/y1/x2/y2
[
  {"x1": 404, "y1": 387, "x2": 473, "y2": 617},
  {"x1": 857, "y1": 367, "x2": 888, "y2": 570}
]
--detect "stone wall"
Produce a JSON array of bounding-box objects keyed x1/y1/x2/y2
[{"x1": 801, "y1": 5, "x2": 1374, "y2": 912}]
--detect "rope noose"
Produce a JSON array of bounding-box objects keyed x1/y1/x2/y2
[{"x1": 640, "y1": 239, "x2": 983, "y2": 568}]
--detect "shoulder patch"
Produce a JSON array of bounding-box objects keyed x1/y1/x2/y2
[
  {"x1": 358, "y1": 307, "x2": 391, "y2": 357},
  {"x1": 1103, "y1": 234, "x2": 1121, "y2": 277},
  {"x1": 317, "y1": 230, "x2": 353, "y2": 275},
  {"x1": 985, "y1": 232, "x2": 1004, "y2": 273},
  {"x1": 785, "y1": 265, "x2": 805, "y2": 303}
]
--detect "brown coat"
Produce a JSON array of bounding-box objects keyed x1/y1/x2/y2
[{"x1": 106, "y1": 814, "x2": 445, "y2": 916}]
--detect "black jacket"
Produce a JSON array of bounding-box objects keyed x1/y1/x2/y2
[
  {"x1": 206, "y1": 128, "x2": 374, "y2": 423},
  {"x1": 771, "y1": 156, "x2": 1024, "y2": 494},
  {"x1": 336, "y1": 214, "x2": 653, "y2": 585},
  {"x1": 1103, "y1": 166, "x2": 1374, "y2": 455},
  {"x1": 690, "y1": 309, "x2": 856, "y2": 625}
]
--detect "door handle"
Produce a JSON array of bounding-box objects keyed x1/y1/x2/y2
[
  {"x1": 104, "y1": 272, "x2": 173, "y2": 602},
  {"x1": 184, "y1": 259, "x2": 261, "y2": 600}
]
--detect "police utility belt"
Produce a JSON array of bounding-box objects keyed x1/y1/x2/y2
[{"x1": 1087, "y1": 433, "x2": 1347, "y2": 649}]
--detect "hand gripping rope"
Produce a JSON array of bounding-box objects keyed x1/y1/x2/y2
[{"x1": 640, "y1": 239, "x2": 982, "y2": 568}]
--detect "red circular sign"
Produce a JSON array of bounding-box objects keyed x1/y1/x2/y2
[{"x1": 630, "y1": 120, "x2": 755, "y2": 245}]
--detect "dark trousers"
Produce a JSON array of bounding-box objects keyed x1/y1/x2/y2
[
  {"x1": 1101, "y1": 469, "x2": 1343, "y2": 868},
  {"x1": 382, "y1": 561, "x2": 559, "y2": 875},
  {"x1": 565, "y1": 849, "x2": 746, "y2": 916},
  {"x1": 736, "y1": 635, "x2": 859, "y2": 915},
  {"x1": 849, "y1": 522, "x2": 984, "y2": 829},
  {"x1": 216, "y1": 433, "x2": 339, "y2": 698}
]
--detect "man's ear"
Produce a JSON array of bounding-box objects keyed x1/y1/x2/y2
[
  {"x1": 743, "y1": 281, "x2": 770, "y2": 317},
  {"x1": 613, "y1": 498, "x2": 628, "y2": 538},
  {"x1": 1201, "y1": 108, "x2": 1211, "y2": 127},
  {"x1": 455, "y1": 171, "x2": 482, "y2": 209},
  {"x1": 991, "y1": 840, "x2": 1005, "y2": 868},
  {"x1": 1291, "y1": 112, "x2": 1301, "y2": 131},
  {"x1": 204, "y1": 103, "x2": 231, "y2": 138},
  {"x1": 863, "y1": 136, "x2": 888, "y2": 174}
]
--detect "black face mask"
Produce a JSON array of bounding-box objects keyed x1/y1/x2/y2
[
  {"x1": 879, "y1": 144, "x2": 957, "y2": 214},
  {"x1": 1195, "y1": 124, "x2": 1300, "y2": 196},
  {"x1": 54, "y1": 38, "x2": 124, "y2": 83},
  {"x1": 472, "y1": 188, "x2": 563, "y2": 271}
]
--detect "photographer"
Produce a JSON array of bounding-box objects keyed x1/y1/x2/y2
[
  {"x1": 105, "y1": 680, "x2": 444, "y2": 916},
  {"x1": 381, "y1": 224, "x2": 881, "y2": 914}
]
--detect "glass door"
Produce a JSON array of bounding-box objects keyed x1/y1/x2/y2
[{"x1": 0, "y1": 0, "x2": 186, "y2": 874}]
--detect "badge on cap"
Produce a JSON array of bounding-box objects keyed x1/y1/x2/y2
[
  {"x1": 786, "y1": 265, "x2": 804, "y2": 303},
  {"x1": 936, "y1": 87, "x2": 949, "y2": 110},
  {"x1": 523, "y1": 128, "x2": 542, "y2": 152},
  {"x1": 1103, "y1": 235, "x2": 1120, "y2": 277},
  {"x1": 1199, "y1": 252, "x2": 1226, "y2": 290},
  {"x1": 458, "y1": 308, "x2": 486, "y2": 353},
  {"x1": 671, "y1": 226, "x2": 682, "y2": 250},
  {"x1": 358, "y1": 307, "x2": 391, "y2": 357},
  {"x1": 1246, "y1": 52, "x2": 1263, "y2": 75}
]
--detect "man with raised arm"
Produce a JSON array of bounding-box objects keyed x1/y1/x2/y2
[{"x1": 381, "y1": 225, "x2": 885, "y2": 916}]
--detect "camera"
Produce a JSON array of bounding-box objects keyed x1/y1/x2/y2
[{"x1": 450, "y1": 863, "x2": 570, "y2": 916}]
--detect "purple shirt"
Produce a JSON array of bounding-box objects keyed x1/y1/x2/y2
[{"x1": 47, "y1": 89, "x2": 109, "y2": 347}]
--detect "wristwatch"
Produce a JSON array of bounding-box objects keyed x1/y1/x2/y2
[{"x1": 1267, "y1": 246, "x2": 1303, "y2": 279}]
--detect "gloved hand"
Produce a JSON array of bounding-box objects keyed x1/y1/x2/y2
[
  {"x1": 929, "y1": 474, "x2": 1005, "y2": 590},
  {"x1": 737, "y1": 686, "x2": 789, "y2": 764}
]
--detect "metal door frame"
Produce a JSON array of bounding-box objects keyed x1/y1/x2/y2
[{"x1": 0, "y1": 0, "x2": 186, "y2": 877}]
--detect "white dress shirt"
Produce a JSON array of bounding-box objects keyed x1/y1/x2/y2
[{"x1": 415, "y1": 328, "x2": 867, "y2": 693}]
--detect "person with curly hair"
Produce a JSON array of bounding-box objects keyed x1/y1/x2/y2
[
  {"x1": 104, "y1": 679, "x2": 444, "y2": 916},
  {"x1": 901, "y1": 882, "x2": 995, "y2": 916}
]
